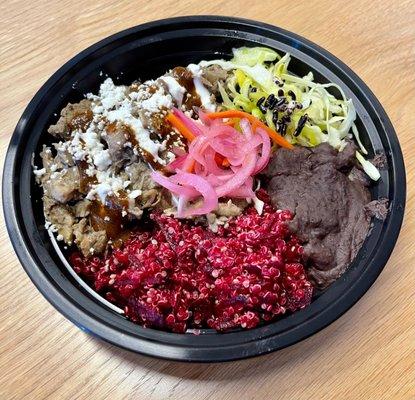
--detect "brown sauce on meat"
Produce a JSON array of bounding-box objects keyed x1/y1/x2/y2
[
  {"x1": 68, "y1": 109, "x2": 93, "y2": 132},
  {"x1": 151, "y1": 111, "x2": 171, "y2": 136},
  {"x1": 171, "y1": 67, "x2": 201, "y2": 109},
  {"x1": 89, "y1": 192, "x2": 130, "y2": 239},
  {"x1": 77, "y1": 161, "x2": 97, "y2": 194},
  {"x1": 105, "y1": 121, "x2": 118, "y2": 135},
  {"x1": 106, "y1": 122, "x2": 138, "y2": 147},
  {"x1": 140, "y1": 149, "x2": 160, "y2": 170},
  {"x1": 106, "y1": 191, "x2": 130, "y2": 210},
  {"x1": 111, "y1": 231, "x2": 135, "y2": 249}
]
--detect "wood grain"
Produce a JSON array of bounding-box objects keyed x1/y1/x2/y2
[{"x1": 1, "y1": 1, "x2": 414, "y2": 399}]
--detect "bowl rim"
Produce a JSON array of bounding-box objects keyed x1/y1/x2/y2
[{"x1": 2, "y1": 15, "x2": 406, "y2": 362}]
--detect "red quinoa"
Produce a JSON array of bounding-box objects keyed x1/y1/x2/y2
[{"x1": 70, "y1": 191, "x2": 313, "y2": 333}]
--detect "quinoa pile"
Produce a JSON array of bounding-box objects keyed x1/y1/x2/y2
[{"x1": 70, "y1": 191, "x2": 312, "y2": 332}]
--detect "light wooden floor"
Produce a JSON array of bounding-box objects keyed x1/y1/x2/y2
[{"x1": 0, "y1": 1, "x2": 414, "y2": 399}]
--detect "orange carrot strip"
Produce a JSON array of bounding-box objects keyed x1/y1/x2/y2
[
  {"x1": 222, "y1": 158, "x2": 230, "y2": 167},
  {"x1": 251, "y1": 121, "x2": 260, "y2": 131},
  {"x1": 214, "y1": 153, "x2": 230, "y2": 168},
  {"x1": 223, "y1": 120, "x2": 235, "y2": 126},
  {"x1": 186, "y1": 160, "x2": 195, "y2": 173},
  {"x1": 223, "y1": 118, "x2": 238, "y2": 127},
  {"x1": 206, "y1": 110, "x2": 294, "y2": 149},
  {"x1": 166, "y1": 113, "x2": 195, "y2": 142}
]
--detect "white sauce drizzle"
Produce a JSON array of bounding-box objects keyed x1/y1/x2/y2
[
  {"x1": 160, "y1": 76, "x2": 186, "y2": 106},
  {"x1": 193, "y1": 76, "x2": 216, "y2": 112}
]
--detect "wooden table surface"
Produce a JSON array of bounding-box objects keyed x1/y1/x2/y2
[{"x1": 1, "y1": 1, "x2": 414, "y2": 399}]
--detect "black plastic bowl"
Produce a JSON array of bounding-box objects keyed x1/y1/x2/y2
[{"x1": 3, "y1": 16, "x2": 406, "y2": 362}]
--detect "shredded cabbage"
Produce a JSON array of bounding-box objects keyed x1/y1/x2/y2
[
  {"x1": 232, "y1": 46, "x2": 279, "y2": 66},
  {"x1": 356, "y1": 151, "x2": 380, "y2": 181},
  {"x1": 200, "y1": 46, "x2": 379, "y2": 180}
]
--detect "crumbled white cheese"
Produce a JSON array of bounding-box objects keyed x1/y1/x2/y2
[
  {"x1": 33, "y1": 167, "x2": 46, "y2": 177},
  {"x1": 166, "y1": 151, "x2": 176, "y2": 162},
  {"x1": 89, "y1": 80, "x2": 165, "y2": 164},
  {"x1": 139, "y1": 87, "x2": 173, "y2": 113},
  {"x1": 93, "y1": 148, "x2": 112, "y2": 170},
  {"x1": 87, "y1": 170, "x2": 125, "y2": 202},
  {"x1": 128, "y1": 189, "x2": 142, "y2": 199},
  {"x1": 81, "y1": 124, "x2": 112, "y2": 170},
  {"x1": 92, "y1": 78, "x2": 127, "y2": 109},
  {"x1": 93, "y1": 105, "x2": 104, "y2": 114},
  {"x1": 85, "y1": 164, "x2": 95, "y2": 177},
  {"x1": 67, "y1": 132, "x2": 87, "y2": 161},
  {"x1": 41, "y1": 71, "x2": 200, "y2": 206}
]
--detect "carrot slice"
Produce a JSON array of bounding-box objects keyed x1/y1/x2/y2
[
  {"x1": 214, "y1": 153, "x2": 231, "y2": 168},
  {"x1": 223, "y1": 118, "x2": 238, "y2": 127},
  {"x1": 186, "y1": 160, "x2": 195, "y2": 173},
  {"x1": 222, "y1": 158, "x2": 230, "y2": 167},
  {"x1": 206, "y1": 110, "x2": 294, "y2": 149},
  {"x1": 166, "y1": 113, "x2": 195, "y2": 142}
]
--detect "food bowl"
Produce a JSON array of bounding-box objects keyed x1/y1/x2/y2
[{"x1": 2, "y1": 16, "x2": 405, "y2": 362}]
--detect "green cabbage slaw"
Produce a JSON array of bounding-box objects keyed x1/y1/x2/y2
[{"x1": 199, "y1": 47, "x2": 380, "y2": 181}]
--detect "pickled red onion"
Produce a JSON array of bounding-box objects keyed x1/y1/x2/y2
[
  {"x1": 154, "y1": 109, "x2": 272, "y2": 217},
  {"x1": 215, "y1": 152, "x2": 256, "y2": 198},
  {"x1": 151, "y1": 172, "x2": 198, "y2": 198},
  {"x1": 165, "y1": 154, "x2": 187, "y2": 172},
  {"x1": 170, "y1": 171, "x2": 218, "y2": 217},
  {"x1": 253, "y1": 128, "x2": 271, "y2": 173}
]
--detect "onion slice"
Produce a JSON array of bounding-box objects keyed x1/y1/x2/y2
[
  {"x1": 215, "y1": 152, "x2": 257, "y2": 198},
  {"x1": 253, "y1": 128, "x2": 272, "y2": 173},
  {"x1": 170, "y1": 171, "x2": 218, "y2": 217},
  {"x1": 156, "y1": 110, "x2": 272, "y2": 217},
  {"x1": 151, "y1": 172, "x2": 198, "y2": 198}
]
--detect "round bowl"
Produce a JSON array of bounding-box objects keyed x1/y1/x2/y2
[{"x1": 3, "y1": 16, "x2": 406, "y2": 362}]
